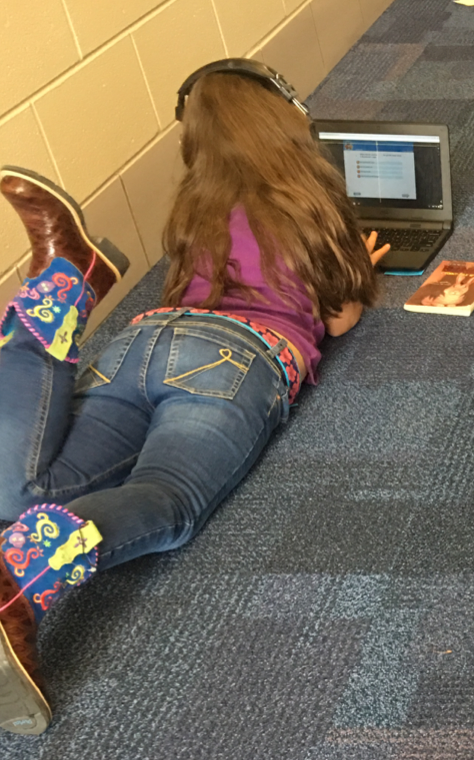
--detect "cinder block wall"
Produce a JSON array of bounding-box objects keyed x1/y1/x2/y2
[{"x1": 0, "y1": 0, "x2": 393, "y2": 336}]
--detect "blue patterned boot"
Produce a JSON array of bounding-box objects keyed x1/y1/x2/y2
[
  {"x1": 0, "y1": 504, "x2": 102, "y2": 735},
  {"x1": 0, "y1": 165, "x2": 129, "y2": 357},
  {"x1": 0, "y1": 258, "x2": 95, "y2": 363}
]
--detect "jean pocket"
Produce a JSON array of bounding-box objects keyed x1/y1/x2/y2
[
  {"x1": 75, "y1": 328, "x2": 141, "y2": 392},
  {"x1": 164, "y1": 326, "x2": 256, "y2": 399}
]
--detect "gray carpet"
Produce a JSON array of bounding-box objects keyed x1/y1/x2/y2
[{"x1": 3, "y1": 0, "x2": 474, "y2": 756}]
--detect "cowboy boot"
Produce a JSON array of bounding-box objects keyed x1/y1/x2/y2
[
  {"x1": 0, "y1": 165, "x2": 129, "y2": 302},
  {"x1": 0, "y1": 257, "x2": 99, "y2": 362},
  {"x1": 0, "y1": 504, "x2": 102, "y2": 735},
  {"x1": 0, "y1": 166, "x2": 130, "y2": 362}
]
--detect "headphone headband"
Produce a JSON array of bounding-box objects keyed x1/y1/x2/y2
[{"x1": 175, "y1": 58, "x2": 309, "y2": 121}]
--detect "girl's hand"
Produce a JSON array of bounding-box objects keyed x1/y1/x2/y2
[{"x1": 363, "y1": 231, "x2": 391, "y2": 267}]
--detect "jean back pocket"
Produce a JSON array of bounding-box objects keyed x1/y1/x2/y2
[
  {"x1": 75, "y1": 328, "x2": 141, "y2": 392},
  {"x1": 164, "y1": 326, "x2": 255, "y2": 399}
]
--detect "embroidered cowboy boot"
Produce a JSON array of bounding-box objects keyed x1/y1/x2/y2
[
  {"x1": 0, "y1": 166, "x2": 129, "y2": 361},
  {"x1": 0, "y1": 504, "x2": 102, "y2": 735}
]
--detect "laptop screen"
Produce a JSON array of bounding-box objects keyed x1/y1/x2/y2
[{"x1": 317, "y1": 131, "x2": 443, "y2": 211}]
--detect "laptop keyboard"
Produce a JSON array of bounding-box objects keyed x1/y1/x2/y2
[{"x1": 363, "y1": 228, "x2": 441, "y2": 252}]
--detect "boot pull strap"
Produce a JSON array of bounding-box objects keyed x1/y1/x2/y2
[
  {"x1": 74, "y1": 251, "x2": 97, "y2": 307},
  {"x1": 0, "y1": 566, "x2": 51, "y2": 613}
]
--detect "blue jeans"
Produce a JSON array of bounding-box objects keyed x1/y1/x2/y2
[{"x1": 0, "y1": 311, "x2": 289, "y2": 571}]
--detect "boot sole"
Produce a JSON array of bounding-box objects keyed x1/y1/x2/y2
[
  {"x1": 0, "y1": 620, "x2": 51, "y2": 735},
  {"x1": 0, "y1": 165, "x2": 130, "y2": 283}
]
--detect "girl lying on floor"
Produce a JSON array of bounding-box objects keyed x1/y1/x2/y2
[{"x1": 0, "y1": 59, "x2": 388, "y2": 735}]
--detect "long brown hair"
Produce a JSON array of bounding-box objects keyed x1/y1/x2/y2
[{"x1": 162, "y1": 73, "x2": 377, "y2": 319}]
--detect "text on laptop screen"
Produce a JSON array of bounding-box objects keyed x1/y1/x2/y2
[{"x1": 317, "y1": 132, "x2": 443, "y2": 210}]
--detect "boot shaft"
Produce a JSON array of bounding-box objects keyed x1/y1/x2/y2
[
  {"x1": 1, "y1": 503, "x2": 101, "y2": 623},
  {"x1": 0, "y1": 258, "x2": 94, "y2": 363}
]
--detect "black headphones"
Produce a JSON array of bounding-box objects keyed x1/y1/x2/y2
[{"x1": 175, "y1": 58, "x2": 309, "y2": 121}]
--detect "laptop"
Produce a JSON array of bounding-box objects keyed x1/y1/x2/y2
[{"x1": 310, "y1": 120, "x2": 453, "y2": 273}]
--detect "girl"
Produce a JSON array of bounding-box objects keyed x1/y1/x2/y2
[{"x1": 0, "y1": 60, "x2": 388, "y2": 735}]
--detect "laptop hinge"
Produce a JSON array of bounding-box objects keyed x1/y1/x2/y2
[{"x1": 364, "y1": 220, "x2": 444, "y2": 230}]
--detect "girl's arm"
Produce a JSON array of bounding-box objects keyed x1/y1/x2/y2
[
  {"x1": 324, "y1": 232, "x2": 390, "y2": 337},
  {"x1": 324, "y1": 301, "x2": 364, "y2": 336}
]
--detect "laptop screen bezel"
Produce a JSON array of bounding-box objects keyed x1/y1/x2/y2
[{"x1": 310, "y1": 120, "x2": 452, "y2": 224}]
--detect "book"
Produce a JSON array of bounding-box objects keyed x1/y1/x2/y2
[{"x1": 404, "y1": 260, "x2": 474, "y2": 316}]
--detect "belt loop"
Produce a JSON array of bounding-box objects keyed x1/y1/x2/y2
[
  {"x1": 162, "y1": 307, "x2": 188, "y2": 326},
  {"x1": 266, "y1": 337, "x2": 287, "y2": 359}
]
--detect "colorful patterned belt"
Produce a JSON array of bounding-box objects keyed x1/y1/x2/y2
[{"x1": 131, "y1": 306, "x2": 301, "y2": 404}]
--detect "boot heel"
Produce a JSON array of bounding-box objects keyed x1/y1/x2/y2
[
  {"x1": 0, "y1": 622, "x2": 51, "y2": 735},
  {"x1": 91, "y1": 237, "x2": 130, "y2": 278}
]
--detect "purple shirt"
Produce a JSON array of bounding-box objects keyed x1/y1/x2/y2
[{"x1": 180, "y1": 206, "x2": 325, "y2": 384}]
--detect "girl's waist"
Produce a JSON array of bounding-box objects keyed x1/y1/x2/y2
[
  {"x1": 264, "y1": 329, "x2": 307, "y2": 382},
  {"x1": 130, "y1": 307, "x2": 301, "y2": 404}
]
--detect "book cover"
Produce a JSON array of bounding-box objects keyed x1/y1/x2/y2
[{"x1": 404, "y1": 260, "x2": 474, "y2": 316}]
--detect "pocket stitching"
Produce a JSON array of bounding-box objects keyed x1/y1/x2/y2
[
  {"x1": 165, "y1": 328, "x2": 255, "y2": 399},
  {"x1": 75, "y1": 328, "x2": 141, "y2": 391},
  {"x1": 173, "y1": 321, "x2": 282, "y2": 380}
]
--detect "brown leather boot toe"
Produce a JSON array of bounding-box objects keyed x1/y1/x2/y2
[
  {"x1": 1, "y1": 165, "x2": 129, "y2": 304},
  {"x1": 0, "y1": 556, "x2": 51, "y2": 735}
]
